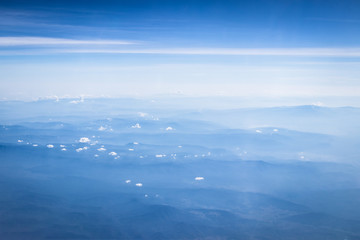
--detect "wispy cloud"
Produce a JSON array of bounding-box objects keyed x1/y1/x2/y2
[
  {"x1": 62, "y1": 47, "x2": 360, "y2": 57},
  {"x1": 3, "y1": 47, "x2": 359, "y2": 57},
  {"x1": 0, "y1": 37, "x2": 135, "y2": 46},
  {"x1": 0, "y1": 37, "x2": 360, "y2": 57}
]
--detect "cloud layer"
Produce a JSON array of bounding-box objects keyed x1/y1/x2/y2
[{"x1": 1, "y1": 37, "x2": 360, "y2": 57}]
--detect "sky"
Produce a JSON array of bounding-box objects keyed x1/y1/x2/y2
[{"x1": 0, "y1": 0, "x2": 360, "y2": 105}]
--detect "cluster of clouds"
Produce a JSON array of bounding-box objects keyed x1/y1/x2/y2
[{"x1": 17, "y1": 137, "x2": 213, "y2": 162}]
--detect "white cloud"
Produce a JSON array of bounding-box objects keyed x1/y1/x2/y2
[
  {"x1": 60, "y1": 144, "x2": 66, "y2": 147},
  {"x1": 17, "y1": 139, "x2": 23, "y2": 143},
  {"x1": 273, "y1": 129, "x2": 279, "y2": 132},
  {"x1": 131, "y1": 123, "x2": 141, "y2": 129},
  {"x1": 76, "y1": 148, "x2": 83, "y2": 152},
  {"x1": 109, "y1": 151, "x2": 117, "y2": 156},
  {"x1": 97, "y1": 147, "x2": 106, "y2": 151},
  {"x1": 125, "y1": 180, "x2": 131, "y2": 184},
  {"x1": 79, "y1": 137, "x2": 90, "y2": 143},
  {"x1": 128, "y1": 148, "x2": 134, "y2": 151},
  {"x1": 46, "y1": 144, "x2": 54, "y2": 148},
  {"x1": 98, "y1": 126, "x2": 107, "y2": 131},
  {"x1": 255, "y1": 129, "x2": 262, "y2": 133},
  {"x1": 155, "y1": 154, "x2": 166, "y2": 158},
  {"x1": 0, "y1": 37, "x2": 134, "y2": 46},
  {"x1": 135, "y1": 183, "x2": 143, "y2": 187},
  {"x1": 61, "y1": 148, "x2": 67, "y2": 151},
  {"x1": 138, "y1": 112, "x2": 148, "y2": 117},
  {"x1": 133, "y1": 142, "x2": 139, "y2": 145},
  {"x1": 312, "y1": 101, "x2": 325, "y2": 106},
  {"x1": 166, "y1": 126, "x2": 174, "y2": 131},
  {"x1": 57, "y1": 47, "x2": 360, "y2": 57},
  {"x1": 2, "y1": 43, "x2": 360, "y2": 58},
  {"x1": 195, "y1": 177, "x2": 204, "y2": 181},
  {"x1": 32, "y1": 144, "x2": 38, "y2": 147},
  {"x1": 69, "y1": 96, "x2": 85, "y2": 104}
]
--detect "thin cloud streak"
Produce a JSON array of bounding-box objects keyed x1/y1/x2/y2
[
  {"x1": 39, "y1": 47, "x2": 360, "y2": 57},
  {"x1": 1, "y1": 41, "x2": 360, "y2": 57},
  {"x1": 0, "y1": 37, "x2": 135, "y2": 46}
]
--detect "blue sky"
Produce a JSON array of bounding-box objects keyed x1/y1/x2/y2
[{"x1": 1, "y1": 0, "x2": 360, "y2": 105}]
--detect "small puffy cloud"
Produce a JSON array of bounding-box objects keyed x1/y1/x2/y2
[
  {"x1": 138, "y1": 112, "x2": 148, "y2": 117},
  {"x1": 47, "y1": 144, "x2": 54, "y2": 148},
  {"x1": 17, "y1": 140, "x2": 23, "y2": 143},
  {"x1": 135, "y1": 183, "x2": 143, "y2": 187},
  {"x1": 255, "y1": 129, "x2": 262, "y2": 133},
  {"x1": 61, "y1": 148, "x2": 67, "y2": 151},
  {"x1": 273, "y1": 129, "x2": 279, "y2": 132},
  {"x1": 109, "y1": 151, "x2": 117, "y2": 156},
  {"x1": 60, "y1": 144, "x2": 66, "y2": 147},
  {"x1": 97, "y1": 147, "x2": 106, "y2": 151},
  {"x1": 94, "y1": 154, "x2": 99, "y2": 157},
  {"x1": 32, "y1": 144, "x2": 38, "y2": 147},
  {"x1": 178, "y1": 145, "x2": 182, "y2": 148},
  {"x1": 166, "y1": 126, "x2": 174, "y2": 131},
  {"x1": 76, "y1": 148, "x2": 83, "y2": 152},
  {"x1": 131, "y1": 123, "x2": 141, "y2": 129},
  {"x1": 133, "y1": 142, "x2": 139, "y2": 145},
  {"x1": 98, "y1": 126, "x2": 106, "y2": 131},
  {"x1": 69, "y1": 97, "x2": 84, "y2": 104},
  {"x1": 144, "y1": 194, "x2": 148, "y2": 198},
  {"x1": 155, "y1": 154, "x2": 166, "y2": 158},
  {"x1": 312, "y1": 101, "x2": 324, "y2": 107},
  {"x1": 79, "y1": 137, "x2": 90, "y2": 143},
  {"x1": 128, "y1": 148, "x2": 134, "y2": 151},
  {"x1": 195, "y1": 177, "x2": 204, "y2": 181},
  {"x1": 125, "y1": 180, "x2": 131, "y2": 184}
]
